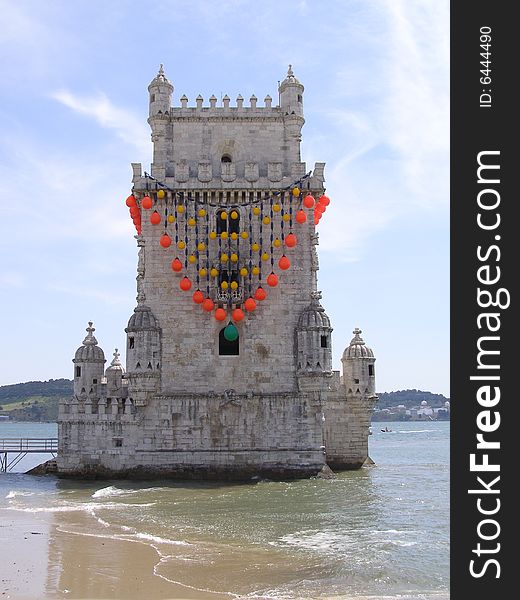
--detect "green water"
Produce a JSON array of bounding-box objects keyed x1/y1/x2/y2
[{"x1": 0, "y1": 421, "x2": 449, "y2": 598}]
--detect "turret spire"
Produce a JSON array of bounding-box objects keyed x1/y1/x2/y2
[{"x1": 82, "y1": 321, "x2": 98, "y2": 346}]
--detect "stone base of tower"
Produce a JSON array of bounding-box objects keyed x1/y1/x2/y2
[{"x1": 57, "y1": 392, "x2": 327, "y2": 482}]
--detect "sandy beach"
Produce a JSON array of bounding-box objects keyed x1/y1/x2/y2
[{"x1": 0, "y1": 508, "x2": 228, "y2": 600}]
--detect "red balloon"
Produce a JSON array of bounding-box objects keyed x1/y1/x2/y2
[
  {"x1": 295, "y1": 210, "x2": 307, "y2": 224},
  {"x1": 303, "y1": 195, "x2": 315, "y2": 209},
  {"x1": 171, "y1": 258, "x2": 183, "y2": 272},
  {"x1": 192, "y1": 290, "x2": 204, "y2": 304},
  {"x1": 278, "y1": 255, "x2": 290, "y2": 270},
  {"x1": 202, "y1": 298, "x2": 215, "y2": 312},
  {"x1": 141, "y1": 195, "x2": 153, "y2": 210},
  {"x1": 126, "y1": 195, "x2": 137, "y2": 207},
  {"x1": 318, "y1": 195, "x2": 330, "y2": 206},
  {"x1": 244, "y1": 297, "x2": 257, "y2": 312},
  {"x1": 150, "y1": 211, "x2": 161, "y2": 225},
  {"x1": 215, "y1": 307, "x2": 227, "y2": 321},
  {"x1": 180, "y1": 277, "x2": 192, "y2": 291},
  {"x1": 130, "y1": 206, "x2": 140, "y2": 218},
  {"x1": 314, "y1": 215, "x2": 320, "y2": 225},
  {"x1": 285, "y1": 233, "x2": 297, "y2": 248},
  {"x1": 314, "y1": 204, "x2": 324, "y2": 214},
  {"x1": 267, "y1": 273, "x2": 278, "y2": 287},
  {"x1": 254, "y1": 287, "x2": 267, "y2": 301},
  {"x1": 232, "y1": 308, "x2": 245, "y2": 322},
  {"x1": 160, "y1": 234, "x2": 172, "y2": 248}
]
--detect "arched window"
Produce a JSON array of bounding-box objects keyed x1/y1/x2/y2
[
  {"x1": 221, "y1": 154, "x2": 232, "y2": 163},
  {"x1": 219, "y1": 327, "x2": 239, "y2": 356},
  {"x1": 216, "y1": 209, "x2": 227, "y2": 234},
  {"x1": 228, "y1": 208, "x2": 240, "y2": 234}
]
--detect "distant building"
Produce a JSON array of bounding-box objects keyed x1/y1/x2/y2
[{"x1": 58, "y1": 66, "x2": 378, "y2": 480}]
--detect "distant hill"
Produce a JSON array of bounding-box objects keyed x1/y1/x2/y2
[
  {"x1": 0, "y1": 380, "x2": 449, "y2": 422},
  {"x1": 376, "y1": 389, "x2": 450, "y2": 409},
  {"x1": 0, "y1": 379, "x2": 72, "y2": 422},
  {"x1": 0, "y1": 379, "x2": 73, "y2": 402}
]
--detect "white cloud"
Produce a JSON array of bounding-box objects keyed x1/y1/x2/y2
[{"x1": 51, "y1": 90, "x2": 150, "y2": 154}]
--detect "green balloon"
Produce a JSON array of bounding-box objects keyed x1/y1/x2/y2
[{"x1": 223, "y1": 323, "x2": 238, "y2": 342}]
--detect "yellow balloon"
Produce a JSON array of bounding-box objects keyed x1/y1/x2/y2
[
  {"x1": 253, "y1": 206, "x2": 261, "y2": 216},
  {"x1": 252, "y1": 243, "x2": 259, "y2": 252},
  {"x1": 221, "y1": 211, "x2": 228, "y2": 220},
  {"x1": 273, "y1": 204, "x2": 281, "y2": 212},
  {"x1": 188, "y1": 255, "x2": 196, "y2": 263},
  {"x1": 230, "y1": 281, "x2": 238, "y2": 290},
  {"x1": 240, "y1": 231, "x2": 248, "y2": 239},
  {"x1": 221, "y1": 231, "x2": 229, "y2": 240},
  {"x1": 198, "y1": 208, "x2": 206, "y2": 217},
  {"x1": 252, "y1": 266, "x2": 260, "y2": 276},
  {"x1": 282, "y1": 213, "x2": 290, "y2": 222},
  {"x1": 261, "y1": 252, "x2": 269, "y2": 261},
  {"x1": 188, "y1": 217, "x2": 196, "y2": 227},
  {"x1": 230, "y1": 253, "x2": 238, "y2": 263},
  {"x1": 209, "y1": 231, "x2": 217, "y2": 240},
  {"x1": 210, "y1": 268, "x2": 218, "y2": 277},
  {"x1": 176, "y1": 205, "x2": 185, "y2": 213},
  {"x1": 240, "y1": 267, "x2": 248, "y2": 276},
  {"x1": 292, "y1": 187, "x2": 300, "y2": 196},
  {"x1": 221, "y1": 253, "x2": 229, "y2": 262},
  {"x1": 230, "y1": 232, "x2": 238, "y2": 240},
  {"x1": 199, "y1": 268, "x2": 207, "y2": 277},
  {"x1": 230, "y1": 210, "x2": 238, "y2": 220},
  {"x1": 263, "y1": 216, "x2": 270, "y2": 225},
  {"x1": 274, "y1": 238, "x2": 282, "y2": 248},
  {"x1": 177, "y1": 241, "x2": 186, "y2": 250},
  {"x1": 167, "y1": 215, "x2": 175, "y2": 223},
  {"x1": 198, "y1": 242, "x2": 206, "y2": 251},
  {"x1": 157, "y1": 189, "x2": 165, "y2": 199},
  {"x1": 221, "y1": 281, "x2": 229, "y2": 290}
]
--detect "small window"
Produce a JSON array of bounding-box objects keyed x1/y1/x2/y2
[
  {"x1": 129, "y1": 337, "x2": 135, "y2": 349},
  {"x1": 113, "y1": 439, "x2": 123, "y2": 447},
  {"x1": 219, "y1": 327, "x2": 239, "y2": 356},
  {"x1": 354, "y1": 378, "x2": 360, "y2": 384},
  {"x1": 297, "y1": 94, "x2": 302, "y2": 103},
  {"x1": 228, "y1": 208, "x2": 240, "y2": 234},
  {"x1": 75, "y1": 366, "x2": 81, "y2": 377},
  {"x1": 216, "y1": 209, "x2": 228, "y2": 234},
  {"x1": 369, "y1": 365, "x2": 375, "y2": 377},
  {"x1": 221, "y1": 154, "x2": 232, "y2": 163},
  {"x1": 92, "y1": 378, "x2": 97, "y2": 384},
  {"x1": 320, "y1": 335, "x2": 328, "y2": 348},
  {"x1": 150, "y1": 94, "x2": 156, "y2": 102}
]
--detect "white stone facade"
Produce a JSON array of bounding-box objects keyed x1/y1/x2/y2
[{"x1": 57, "y1": 66, "x2": 378, "y2": 480}]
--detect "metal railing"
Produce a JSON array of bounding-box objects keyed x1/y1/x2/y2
[{"x1": 0, "y1": 438, "x2": 58, "y2": 452}]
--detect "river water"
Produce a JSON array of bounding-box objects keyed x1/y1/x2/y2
[{"x1": 0, "y1": 421, "x2": 449, "y2": 599}]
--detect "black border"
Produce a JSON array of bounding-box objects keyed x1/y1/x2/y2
[{"x1": 451, "y1": 3, "x2": 513, "y2": 597}]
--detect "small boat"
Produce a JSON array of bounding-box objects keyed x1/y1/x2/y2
[{"x1": 381, "y1": 426, "x2": 392, "y2": 432}]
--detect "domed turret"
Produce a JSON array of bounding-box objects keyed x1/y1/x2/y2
[
  {"x1": 125, "y1": 305, "x2": 161, "y2": 372},
  {"x1": 105, "y1": 348, "x2": 124, "y2": 395},
  {"x1": 148, "y1": 64, "x2": 173, "y2": 118},
  {"x1": 341, "y1": 328, "x2": 376, "y2": 395},
  {"x1": 296, "y1": 292, "x2": 333, "y2": 380},
  {"x1": 72, "y1": 322, "x2": 106, "y2": 397},
  {"x1": 279, "y1": 64, "x2": 304, "y2": 118}
]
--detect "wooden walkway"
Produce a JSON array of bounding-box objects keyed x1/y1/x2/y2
[{"x1": 0, "y1": 438, "x2": 58, "y2": 472}]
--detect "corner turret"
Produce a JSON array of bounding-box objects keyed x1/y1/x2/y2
[
  {"x1": 279, "y1": 65, "x2": 304, "y2": 118},
  {"x1": 341, "y1": 328, "x2": 376, "y2": 395},
  {"x1": 72, "y1": 322, "x2": 106, "y2": 398},
  {"x1": 148, "y1": 64, "x2": 173, "y2": 118}
]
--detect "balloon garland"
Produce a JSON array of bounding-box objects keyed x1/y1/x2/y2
[{"x1": 125, "y1": 175, "x2": 331, "y2": 325}]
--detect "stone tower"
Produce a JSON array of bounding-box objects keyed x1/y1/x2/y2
[{"x1": 57, "y1": 66, "x2": 377, "y2": 479}]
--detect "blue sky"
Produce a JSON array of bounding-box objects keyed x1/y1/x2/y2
[{"x1": 0, "y1": 0, "x2": 449, "y2": 395}]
